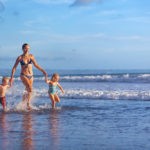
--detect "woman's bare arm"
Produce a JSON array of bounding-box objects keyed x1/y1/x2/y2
[
  {"x1": 31, "y1": 55, "x2": 47, "y2": 76},
  {"x1": 10, "y1": 56, "x2": 21, "y2": 84},
  {"x1": 45, "y1": 76, "x2": 48, "y2": 83}
]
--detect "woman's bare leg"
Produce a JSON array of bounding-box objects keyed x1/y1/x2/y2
[
  {"x1": 49, "y1": 94, "x2": 55, "y2": 109},
  {"x1": 26, "y1": 92, "x2": 32, "y2": 110},
  {"x1": 22, "y1": 92, "x2": 28, "y2": 103},
  {"x1": 20, "y1": 75, "x2": 33, "y2": 110}
]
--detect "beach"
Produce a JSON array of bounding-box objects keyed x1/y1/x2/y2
[
  {"x1": 1, "y1": 69, "x2": 150, "y2": 150},
  {"x1": 1, "y1": 0, "x2": 150, "y2": 149}
]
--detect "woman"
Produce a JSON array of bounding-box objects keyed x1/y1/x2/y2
[{"x1": 10, "y1": 43, "x2": 47, "y2": 110}]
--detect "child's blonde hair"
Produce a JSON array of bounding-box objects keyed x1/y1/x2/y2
[
  {"x1": 2, "y1": 77, "x2": 9, "y2": 83},
  {"x1": 51, "y1": 73, "x2": 59, "y2": 80}
]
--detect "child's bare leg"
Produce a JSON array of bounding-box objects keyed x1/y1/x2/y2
[
  {"x1": 49, "y1": 94, "x2": 55, "y2": 109},
  {"x1": 3, "y1": 101, "x2": 6, "y2": 112},
  {"x1": 54, "y1": 93, "x2": 60, "y2": 103},
  {"x1": 3, "y1": 106, "x2": 7, "y2": 112}
]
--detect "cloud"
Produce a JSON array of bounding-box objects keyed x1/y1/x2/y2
[
  {"x1": 106, "y1": 35, "x2": 150, "y2": 42},
  {"x1": 101, "y1": 10, "x2": 117, "y2": 15},
  {"x1": 24, "y1": 17, "x2": 52, "y2": 27},
  {"x1": 44, "y1": 33, "x2": 105, "y2": 43},
  {"x1": 0, "y1": 16, "x2": 4, "y2": 23},
  {"x1": 71, "y1": 0, "x2": 101, "y2": 7},
  {"x1": 12, "y1": 11, "x2": 20, "y2": 17},
  {"x1": 20, "y1": 30, "x2": 34, "y2": 34},
  {"x1": 52, "y1": 56, "x2": 67, "y2": 61},
  {"x1": 120, "y1": 0, "x2": 128, "y2": 2},
  {"x1": 33, "y1": 0, "x2": 73, "y2": 5},
  {"x1": 0, "y1": 1, "x2": 5, "y2": 23},
  {"x1": 114, "y1": 36, "x2": 145, "y2": 40},
  {"x1": 125, "y1": 17, "x2": 150, "y2": 23},
  {"x1": 0, "y1": 1, "x2": 5, "y2": 12}
]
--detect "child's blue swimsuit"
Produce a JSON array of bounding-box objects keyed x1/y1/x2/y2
[{"x1": 49, "y1": 84, "x2": 56, "y2": 95}]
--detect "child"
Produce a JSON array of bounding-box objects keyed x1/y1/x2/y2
[
  {"x1": 45, "y1": 73, "x2": 64, "y2": 109},
  {"x1": 0, "y1": 77, "x2": 11, "y2": 112}
]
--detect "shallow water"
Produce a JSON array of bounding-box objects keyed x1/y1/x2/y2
[
  {"x1": 1, "y1": 69, "x2": 150, "y2": 149},
  {"x1": 1, "y1": 99, "x2": 150, "y2": 150}
]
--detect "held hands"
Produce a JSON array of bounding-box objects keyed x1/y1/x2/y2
[
  {"x1": 43, "y1": 71, "x2": 47, "y2": 77},
  {"x1": 43, "y1": 71, "x2": 48, "y2": 83},
  {"x1": 9, "y1": 82, "x2": 12, "y2": 88},
  {"x1": 9, "y1": 78, "x2": 14, "y2": 85},
  {"x1": 45, "y1": 76, "x2": 48, "y2": 83}
]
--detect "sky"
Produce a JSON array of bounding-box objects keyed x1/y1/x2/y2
[{"x1": 0, "y1": 0, "x2": 150, "y2": 70}]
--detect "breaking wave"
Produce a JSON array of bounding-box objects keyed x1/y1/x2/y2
[
  {"x1": 6, "y1": 88, "x2": 150, "y2": 101},
  {"x1": 1, "y1": 73, "x2": 150, "y2": 83}
]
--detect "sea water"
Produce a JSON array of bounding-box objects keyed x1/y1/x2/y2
[{"x1": 1, "y1": 69, "x2": 150, "y2": 150}]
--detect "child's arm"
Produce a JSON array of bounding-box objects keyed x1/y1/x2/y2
[
  {"x1": 8, "y1": 79, "x2": 12, "y2": 88},
  {"x1": 45, "y1": 76, "x2": 49, "y2": 83},
  {"x1": 45, "y1": 77, "x2": 53, "y2": 84},
  {"x1": 57, "y1": 83, "x2": 65, "y2": 94}
]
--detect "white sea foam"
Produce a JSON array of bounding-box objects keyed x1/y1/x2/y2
[
  {"x1": 1, "y1": 73, "x2": 150, "y2": 83},
  {"x1": 61, "y1": 89, "x2": 150, "y2": 100},
  {"x1": 2, "y1": 100, "x2": 52, "y2": 113},
  {"x1": 6, "y1": 87, "x2": 150, "y2": 101},
  {"x1": 2, "y1": 72, "x2": 150, "y2": 102}
]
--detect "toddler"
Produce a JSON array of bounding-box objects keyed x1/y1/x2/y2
[
  {"x1": 45, "y1": 73, "x2": 64, "y2": 109},
  {"x1": 0, "y1": 77, "x2": 11, "y2": 111}
]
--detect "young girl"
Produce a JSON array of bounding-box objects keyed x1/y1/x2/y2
[{"x1": 45, "y1": 73, "x2": 64, "y2": 109}]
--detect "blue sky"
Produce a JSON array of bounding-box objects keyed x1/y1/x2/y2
[{"x1": 0, "y1": 0, "x2": 150, "y2": 69}]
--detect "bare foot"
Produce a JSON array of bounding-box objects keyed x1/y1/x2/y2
[
  {"x1": 52, "y1": 107, "x2": 55, "y2": 110},
  {"x1": 27, "y1": 105, "x2": 32, "y2": 110}
]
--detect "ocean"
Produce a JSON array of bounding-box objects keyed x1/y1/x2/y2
[{"x1": 1, "y1": 69, "x2": 150, "y2": 150}]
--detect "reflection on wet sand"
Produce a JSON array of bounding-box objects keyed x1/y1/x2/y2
[
  {"x1": 49, "y1": 111, "x2": 60, "y2": 149},
  {"x1": 22, "y1": 114, "x2": 35, "y2": 150},
  {"x1": 0, "y1": 113, "x2": 8, "y2": 149}
]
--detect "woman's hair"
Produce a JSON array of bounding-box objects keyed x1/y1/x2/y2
[
  {"x1": 22, "y1": 43, "x2": 29, "y2": 50},
  {"x1": 51, "y1": 73, "x2": 59, "y2": 80}
]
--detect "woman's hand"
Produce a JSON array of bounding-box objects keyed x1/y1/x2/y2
[
  {"x1": 45, "y1": 76, "x2": 48, "y2": 83},
  {"x1": 43, "y1": 71, "x2": 47, "y2": 77},
  {"x1": 10, "y1": 78, "x2": 14, "y2": 85}
]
